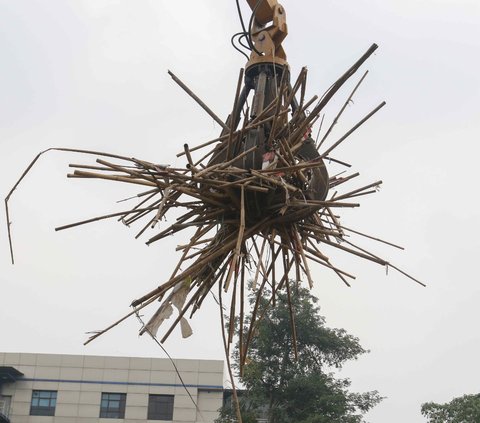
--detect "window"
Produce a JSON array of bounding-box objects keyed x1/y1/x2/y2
[
  {"x1": 100, "y1": 393, "x2": 126, "y2": 418},
  {"x1": 0, "y1": 395, "x2": 12, "y2": 418},
  {"x1": 148, "y1": 394, "x2": 174, "y2": 420},
  {"x1": 30, "y1": 390, "x2": 57, "y2": 416}
]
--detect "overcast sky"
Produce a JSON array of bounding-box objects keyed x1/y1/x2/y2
[{"x1": 1, "y1": 1, "x2": 479, "y2": 422}]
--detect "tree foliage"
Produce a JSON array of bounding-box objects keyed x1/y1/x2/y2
[
  {"x1": 421, "y1": 394, "x2": 480, "y2": 422},
  {"x1": 217, "y1": 286, "x2": 382, "y2": 423}
]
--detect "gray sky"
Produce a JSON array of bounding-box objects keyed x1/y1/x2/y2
[{"x1": 1, "y1": 1, "x2": 479, "y2": 422}]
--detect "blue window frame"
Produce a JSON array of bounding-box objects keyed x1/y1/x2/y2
[
  {"x1": 100, "y1": 392, "x2": 126, "y2": 418},
  {"x1": 30, "y1": 390, "x2": 57, "y2": 416}
]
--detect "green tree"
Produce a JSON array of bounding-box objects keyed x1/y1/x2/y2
[
  {"x1": 217, "y1": 286, "x2": 382, "y2": 423},
  {"x1": 421, "y1": 394, "x2": 480, "y2": 422}
]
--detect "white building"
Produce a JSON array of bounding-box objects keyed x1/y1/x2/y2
[{"x1": 0, "y1": 352, "x2": 224, "y2": 423}]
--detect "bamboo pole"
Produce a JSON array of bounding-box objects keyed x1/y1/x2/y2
[
  {"x1": 226, "y1": 68, "x2": 244, "y2": 161},
  {"x1": 168, "y1": 70, "x2": 229, "y2": 131},
  {"x1": 224, "y1": 186, "x2": 246, "y2": 292},
  {"x1": 318, "y1": 70, "x2": 369, "y2": 149},
  {"x1": 321, "y1": 102, "x2": 386, "y2": 157},
  {"x1": 218, "y1": 283, "x2": 243, "y2": 423},
  {"x1": 55, "y1": 207, "x2": 156, "y2": 232},
  {"x1": 132, "y1": 219, "x2": 267, "y2": 307}
]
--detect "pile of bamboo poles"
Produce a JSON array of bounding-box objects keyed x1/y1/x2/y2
[{"x1": 5, "y1": 44, "x2": 423, "y2": 366}]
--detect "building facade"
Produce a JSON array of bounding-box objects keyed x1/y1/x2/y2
[{"x1": 0, "y1": 352, "x2": 224, "y2": 423}]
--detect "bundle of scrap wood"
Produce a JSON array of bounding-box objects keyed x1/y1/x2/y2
[{"x1": 6, "y1": 43, "x2": 423, "y2": 368}]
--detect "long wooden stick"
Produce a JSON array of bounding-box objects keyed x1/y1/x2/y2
[
  {"x1": 322, "y1": 101, "x2": 386, "y2": 157},
  {"x1": 55, "y1": 207, "x2": 156, "y2": 231},
  {"x1": 218, "y1": 284, "x2": 243, "y2": 423},
  {"x1": 5, "y1": 147, "x2": 136, "y2": 264},
  {"x1": 168, "y1": 70, "x2": 229, "y2": 131},
  {"x1": 318, "y1": 70, "x2": 369, "y2": 149},
  {"x1": 226, "y1": 68, "x2": 244, "y2": 161},
  {"x1": 132, "y1": 219, "x2": 267, "y2": 307}
]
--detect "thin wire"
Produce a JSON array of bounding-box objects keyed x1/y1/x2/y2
[
  {"x1": 134, "y1": 310, "x2": 204, "y2": 420},
  {"x1": 315, "y1": 114, "x2": 325, "y2": 149}
]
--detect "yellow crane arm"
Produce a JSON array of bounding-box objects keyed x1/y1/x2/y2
[{"x1": 245, "y1": 0, "x2": 288, "y2": 69}]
